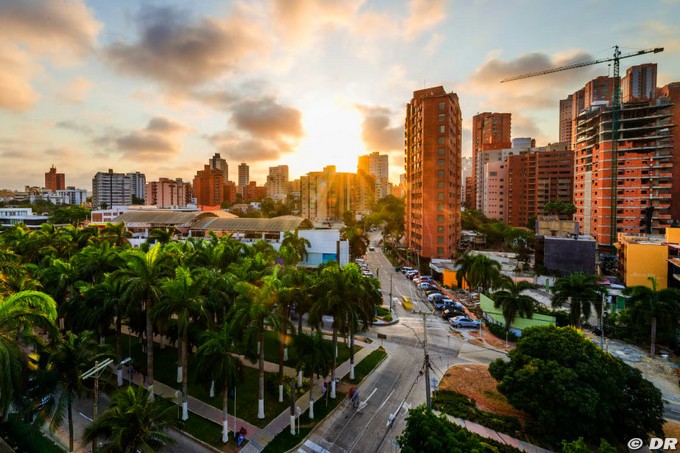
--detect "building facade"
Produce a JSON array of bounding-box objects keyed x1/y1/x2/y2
[
  {"x1": 471, "y1": 112, "x2": 511, "y2": 210},
  {"x1": 45, "y1": 165, "x2": 65, "y2": 191},
  {"x1": 482, "y1": 160, "x2": 507, "y2": 221},
  {"x1": 92, "y1": 169, "x2": 136, "y2": 207},
  {"x1": 357, "y1": 152, "x2": 390, "y2": 202},
  {"x1": 405, "y1": 86, "x2": 462, "y2": 259},
  {"x1": 237, "y1": 163, "x2": 249, "y2": 196},
  {"x1": 658, "y1": 82, "x2": 680, "y2": 220},
  {"x1": 146, "y1": 178, "x2": 191, "y2": 208},
  {"x1": 559, "y1": 95, "x2": 573, "y2": 145},
  {"x1": 266, "y1": 165, "x2": 289, "y2": 201},
  {"x1": 299, "y1": 166, "x2": 372, "y2": 222},
  {"x1": 193, "y1": 165, "x2": 227, "y2": 207},
  {"x1": 622, "y1": 63, "x2": 657, "y2": 103},
  {"x1": 209, "y1": 153, "x2": 229, "y2": 183},
  {"x1": 127, "y1": 172, "x2": 146, "y2": 202}
]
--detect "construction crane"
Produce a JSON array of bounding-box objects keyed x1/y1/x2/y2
[{"x1": 500, "y1": 45, "x2": 664, "y2": 254}]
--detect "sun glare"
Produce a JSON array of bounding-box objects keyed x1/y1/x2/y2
[{"x1": 292, "y1": 97, "x2": 365, "y2": 178}]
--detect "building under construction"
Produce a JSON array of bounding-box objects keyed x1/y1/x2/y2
[{"x1": 573, "y1": 96, "x2": 674, "y2": 250}]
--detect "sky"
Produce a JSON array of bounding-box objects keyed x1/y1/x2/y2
[{"x1": 1, "y1": 0, "x2": 680, "y2": 191}]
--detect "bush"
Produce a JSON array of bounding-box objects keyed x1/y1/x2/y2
[
  {"x1": 432, "y1": 390, "x2": 523, "y2": 436},
  {"x1": 485, "y1": 321, "x2": 519, "y2": 343},
  {"x1": 0, "y1": 414, "x2": 65, "y2": 453}
]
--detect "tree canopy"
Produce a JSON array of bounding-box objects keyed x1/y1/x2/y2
[{"x1": 489, "y1": 325, "x2": 664, "y2": 445}]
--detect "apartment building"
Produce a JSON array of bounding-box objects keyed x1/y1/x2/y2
[
  {"x1": 45, "y1": 165, "x2": 65, "y2": 191},
  {"x1": 92, "y1": 169, "x2": 139, "y2": 207},
  {"x1": 146, "y1": 178, "x2": 191, "y2": 208},
  {"x1": 471, "y1": 112, "x2": 511, "y2": 210},
  {"x1": 358, "y1": 152, "x2": 390, "y2": 202},
  {"x1": 266, "y1": 165, "x2": 289, "y2": 201}
]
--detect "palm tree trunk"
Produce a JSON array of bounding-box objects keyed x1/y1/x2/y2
[
  {"x1": 67, "y1": 396, "x2": 74, "y2": 452},
  {"x1": 115, "y1": 315, "x2": 122, "y2": 360},
  {"x1": 651, "y1": 316, "x2": 657, "y2": 357},
  {"x1": 278, "y1": 337, "x2": 285, "y2": 402},
  {"x1": 145, "y1": 300, "x2": 154, "y2": 399},
  {"x1": 222, "y1": 388, "x2": 229, "y2": 443},
  {"x1": 309, "y1": 371, "x2": 315, "y2": 419},
  {"x1": 349, "y1": 332, "x2": 355, "y2": 380},
  {"x1": 330, "y1": 326, "x2": 337, "y2": 399},
  {"x1": 298, "y1": 313, "x2": 303, "y2": 335},
  {"x1": 177, "y1": 337, "x2": 183, "y2": 384},
  {"x1": 181, "y1": 334, "x2": 189, "y2": 420},
  {"x1": 258, "y1": 329, "x2": 265, "y2": 419}
]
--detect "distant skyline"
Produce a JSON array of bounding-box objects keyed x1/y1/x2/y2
[{"x1": 1, "y1": 0, "x2": 679, "y2": 190}]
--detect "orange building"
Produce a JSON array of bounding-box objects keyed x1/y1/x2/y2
[
  {"x1": 506, "y1": 146, "x2": 574, "y2": 228},
  {"x1": 242, "y1": 181, "x2": 267, "y2": 203},
  {"x1": 193, "y1": 165, "x2": 228, "y2": 207},
  {"x1": 559, "y1": 95, "x2": 573, "y2": 145},
  {"x1": 45, "y1": 165, "x2": 65, "y2": 191},
  {"x1": 573, "y1": 99, "x2": 674, "y2": 250},
  {"x1": 471, "y1": 112, "x2": 511, "y2": 210},
  {"x1": 405, "y1": 86, "x2": 462, "y2": 259},
  {"x1": 658, "y1": 82, "x2": 680, "y2": 220},
  {"x1": 145, "y1": 177, "x2": 191, "y2": 208}
]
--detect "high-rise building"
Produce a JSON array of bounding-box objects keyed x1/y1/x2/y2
[
  {"x1": 482, "y1": 161, "x2": 507, "y2": 221},
  {"x1": 358, "y1": 152, "x2": 390, "y2": 202},
  {"x1": 266, "y1": 165, "x2": 289, "y2": 201},
  {"x1": 461, "y1": 156, "x2": 473, "y2": 207},
  {"x1": 506, "y1": 144, "x2": 574, "y2": 228},
  {"x1": 622, "y1": 63, "x2": 657, "y2": 103},
  {"x1": 237, "y1": 163, "x2": 249, "y2": 196},
  {"x1": 405, "y1": 86, "x2": 462, "y2": 259},
  {"x1": 471, "y1": 112, "x2": 512, "y2": 210},
  {"x1": 573, "y1": 95, "x2": 674, "y2": 249},
  {"x1": 242, "y1": 181, "x2": 268, "y2": 203},
  {"x1": 127, "y1": 172, "x2": 147, "y2": 202},
  {"x1": 209, "y1": 153, "x2": 229, "y2": 183},
  {"x1": 45, "y1": 165, "x2": 65, "y2": 191},
  {"x1": 559, "y1": 95, "x2": 573, "y2": 145},
  {"x1": 92, "y1": 169, "x2": 135, "y2": 207},
  {"x1": 145, "y1": 178, "x2": 191, "y2": 208},
  {"x1": 193, "y1": 165, "x2": 227, "y2": 207},
  {"x1": 299, "y1": 166, "x2": 372, "y2": 221},
  {"x1": 658, "y1": 82, "x2": 680, "y2": 220}
]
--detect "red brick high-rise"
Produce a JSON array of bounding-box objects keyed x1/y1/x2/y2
[
  {"x1": 471, "y1": 113, "x2": 511, "y2": 210},
  {"x1": 505, "y1": 145, "x2": 574, "y2": 228},
  {"x1": 45, "y1": 165, "x2": 65, "y2": 191},
  {"x1": 559, "y1": 95, "x2": 573, "y2": 144},
  {"x1": 405, "y1": 86, "x2": 462, "y2": 259},
  {"x1": 193, "y1": 165, "x2": 228, "y2": 208},
  {"x1": 658, "y1": 82, "x2": 680, "y2": 219}
]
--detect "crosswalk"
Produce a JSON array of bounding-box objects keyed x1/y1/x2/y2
[{"x1": 297, "y1": 438, "x2": 346, "y2": 453}]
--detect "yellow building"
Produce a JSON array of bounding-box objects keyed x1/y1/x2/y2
[{"x1": 616, "y1": 228, "x2": 680, "y2": 289}]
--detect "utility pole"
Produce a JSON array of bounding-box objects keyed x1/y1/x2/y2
[
  {"x1": 81, "y1": 358, "x2": 114, "y2": 453},
  {"x1": 389, "y1": 273, "x2": 393, "y2": 313},
  {"x1": 600, "y1": 291, "x2": 606, "y2": 350},
  {"x1": 421, "y1": 312, "x2": 432, "y2": 410}
]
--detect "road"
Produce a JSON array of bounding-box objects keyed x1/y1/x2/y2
[{"x1": 297, "y1": 234, "x2": 506, "y2": 453}]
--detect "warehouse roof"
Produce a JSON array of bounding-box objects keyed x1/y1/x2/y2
[
  {"x1": 114, "y1": 210, "x2": 235, "y2": 226},
  {"x1": 191, "y1": 215, "x2": 306, "y2": 232}
]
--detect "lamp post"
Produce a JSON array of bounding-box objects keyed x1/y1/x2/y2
[{"x1": 389, "y1": 273, "x2": 393, "y2": 313}]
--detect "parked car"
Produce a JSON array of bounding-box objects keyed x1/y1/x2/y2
[
  {"x1": 442, "y1": 306, "x2": 466, "y2": 319},
  {"x1": 401, "y1": 267, "x2": 413, "y2": 274},
  {"x1": 427, "y1": 293, "x2": 444, "y2": 302},
  {"x1": 434, "y1": 298, "x2": 456, "y2": 310},
  {"x1": 406, "y1": 272, "x2": 419, "y2": 280},
  {"x1": 418, "y1": 282, "x2": 434, "y2": 290},
  {"x1": 368, "y1": 246, "x2": 375, "y2": 251},
  {"x1": 449, "y1": 316, "x2": 481, "y2": 328},
  {"x1": 417, "y1": 276, "x2": 433, "y2": 283}
]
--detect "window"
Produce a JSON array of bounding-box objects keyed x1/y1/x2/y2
[
  {"x1": 437, "y1": 247, "x2": 444, "y2": 256},
  {"x1": 437, "y1": 215, "x2": 444, "y2": 222},
  {"x1": 438, "y1": 136, "x2": 445, "y2": 144},
  {"x1": 437, "y1": 226, "x2": 444, "y2": 233},
  {"x1": 438, "y1": 159, "x2": 445, "y2": 167},
  {"x1": 437, "y1": 236, "x2": 444, "y2": 244},
  {"x1": 438, "y1": 147, "x2": 445, "y2": 156},
  {"x1": 438, "y1": 113, "x2": 445, "y2": 122},
  {"x1": 437, "y1": 192, "x2": 444, "y2": 200},
  {"x1": 437, "y1": 181, "x2": 445, "y2": 188},
  {"x1": 438, "y1": 102, "x2": 445, "y2": 110},
  {"x1": 439, "y1": 125, "x2": 445, "y2": 133},
  {"x1": 437, "y1": 203, "x2": 444, "y2": 211},
  {"x1": 437, "y1": 170, "x2": 445, "y2": 178}
]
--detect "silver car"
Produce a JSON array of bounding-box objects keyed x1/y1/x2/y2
[{"x1": 449, "y1": 316, "x2": 481, "y2": 328}]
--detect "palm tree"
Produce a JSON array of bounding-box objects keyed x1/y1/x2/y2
[
  {"x1": 82, "y1": 386, "x2": 178, "y2": 452},
  {"x1": 454, "y1": 253, "x2": 476, "y2": 289},
  {"x1": 0, "y1": 291, "x2": 57, "y2": 414},
  {"x1": 623, "y1": 277, "x2": 680, "y2": 356},
  {"x1": 116, "y1": 243, "x2": 169, "y2": 399},
  {"x1": 309, "y1": 264, "x2": 358, "y2": 398},
  {"x1": 47, "y1": 331, "x2": 110, "y2": 453},
  {"x1": 101, "y1": 222, "x2": 132, "y2": 248},
  {"x1": 492, "y1": 280, "x2": 536, "y2": 335},
  {"x1": 467, "y1": 255, "x2": 502, "y2": 294},
  {"x1": 347, "y1": 270, "x2": 381, "y2": 380},
  {"x1": 293, "y1": 331, "x2": 332, "y2": 419},
  {"x1": 147, "y1": 227, "x2": 177, "y2": 245},
  {"x1": 153, "y1": 266, "x2": 207, "y2": 420},
  {"x1": 229, "y1": 271, "x2": 281, "y2": 419},
  {"x1": 195, "y1": 322, "x2": 243, "y2": 443},
  {"x1": 280, "y1": 230, "x2": 311, "y2": 266},
  {"x1": 551, "y1": 272, "x2": 603, "y2": 328}
]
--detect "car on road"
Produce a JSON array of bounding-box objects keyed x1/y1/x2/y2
[
  {"x1": 405, "y1": 271, "x2": 419, "y2": 280},
  {"x1": 449, "y1": 316, "x2": 481, "y2": 328},
  {"x1": 434, "y1": 298, "x2": 458, "y2": 310},
  {"x1": 427, "y1": 292, "x2": 443, "y2": 302},
  {"x1": 401, "y1": 267, "x2": 413, "y2": 274},
  {"x1": 417, "y1": 282, "x2": 434, "y2": 290},
  {"x1": 368, "y1": 246, "x2": 375, "y2": 251},
  {"x1": 442, "y1": 306, "x2": 466, "y2": 319},
  {"x1": 415, "y1": 276, "x2": 432, "y2": 283}
]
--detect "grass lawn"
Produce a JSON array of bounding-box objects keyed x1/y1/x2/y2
[
  {"x1": 0, "y1": 414, "x2": 65, "y2": 453},
  {"x1": 155, "y1": 396, "x2": 230, "y2": 449},
  {"x1": 343, "y1": 347, "x2": 387, "y2": 384},
  {"x1": 260, "y1": 391, "x2": 346, "y2": 453}
]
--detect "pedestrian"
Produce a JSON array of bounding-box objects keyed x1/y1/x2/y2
[{"x1": 352, "y1": 389, "x2": 359, "y2": 408}]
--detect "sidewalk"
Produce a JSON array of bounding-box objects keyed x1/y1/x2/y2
[{"x1": 122, "y1": 327, "x2": 378, "y2": 452}]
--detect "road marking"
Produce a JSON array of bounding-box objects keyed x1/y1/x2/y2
[{"x1": 302, "y1": 439, "x2": 331, "y2": 453}]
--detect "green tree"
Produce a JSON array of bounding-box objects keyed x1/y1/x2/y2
[
  {"x1": 195, "y1": 322, "x2": 243, "y2": 443},
  {"x1": 374, "y1": 195, "x2": 405, "y2": 244},
  {"x1": 230, "y1": 271, "x2": 281, "y2": 419},
  {"x1": 489, "y1": 325, "x2": 664, "y2": 445},
  {"x1": 293, "y1": 331, "x2": 332, "y2": 419},
  {"x1": 464, "y1": 254, "x2": 502, "y2": 294},
  {"x1": 116, "y1": 243, "x2": 169, "y2": 398},
  {"x1": 46, "y1": 331, "x2": 111, "y2": 452},
  {"x1": 101, "y1": 222, "x2": 132, "y2": 248},
  {"x1": 0, "y1": 291, "x2": 57, "y2": 414},
  {"x1": 49, "y1": 206, "x2": 90, "y2": 226},
  {"x1": 82, "y1": 386, "x2": 177, "y2": 452},
  {"x1": 492, "y1": 280, "x2": 536, "y2": 335},
  {"x1": 279, "y1": 230, "x2": 311, "y2": 266},
  {"x1": 551, "y1": 272, "x2": 603, "y2": 328},
  {"x1": 623, "y1": 277, "x2": 680, "y2": 356},
  {"x1": 153, "y1": 266, "x2": 207, "y2": 420}
]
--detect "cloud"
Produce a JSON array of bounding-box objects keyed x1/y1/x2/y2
[
  {"x1": 0, "y1": 0, "x2": 101, "y2": 58},
  {"x1": 0, "y1": 43, "x2": 40, "y2": 111},
  {"x1": 44, "y1": 146, "x2": 83, "y2": 160},
  {"x1": 0, "y1": 0, "x2": 100, "y2": 110},
  {"x1": 355, "y1": 105, "x2": 404, "y2": 152},
  {"x1": 56, "y1": 120, "x2": 93, "y2": 135},
  {"x1": 115, "y1": 117, "x2": 189, "y2": 161},
  {"x1": 230, "y1": 98, "x2": 304, "y2": 142},
  {"x1": 404, "y1": 0, "x2": 447, "y2": 39},
  {"x1": 58, "y1": 76, "x2": 94, "y2": 103},
  {"x1": 105, "y1": 5, "x2": 267, "y2": 93}
]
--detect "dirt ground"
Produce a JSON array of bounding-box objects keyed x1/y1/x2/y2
[{"x1": 438, "y1": 364, "x2": 526, "y2": 419}]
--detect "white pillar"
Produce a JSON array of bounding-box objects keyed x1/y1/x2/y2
[
  {"x1": 177, "y1": 366, "x2": 182, "y2": 383},
  {"x1": 290, "y1": 415, "x2": 296, "y2": 435},
  {"x1": 117, "y1": 368, "x2": 123, "y2": 387},
  {"x1": 279, "y1": 384, "x2": 284, "y2": 402},
  {"x1": 210, "y1": 380, "x2": 215, "y2": 398},
  {"x1": 258, "y1": 399, "x2": 265, "y2": 419},
  {"x1": 284, "y1": 346, "x2": 288, "y2": 362},
  {"x1": 298, "y1": 370, "x2": 303, "y2": 388},
  {"x1": 222, "y1": 420, "x2": 229, "y2": 443},
  {"x1": 182, "y1": 401, "x2": 188, "y2": 421},
  {"x1": 309, "y1": 399, "x2": 315, "y2": 419},
  {"x1": 330, "y1": 380, "x2": 336, "y2": 399},
  {"x1": 350, "y1": 364, "x2": 355, "y2": 380}
]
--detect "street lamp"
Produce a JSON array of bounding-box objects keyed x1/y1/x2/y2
[{"x1": 389, "y1": 273, "x2": 393, "y2": 313}]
